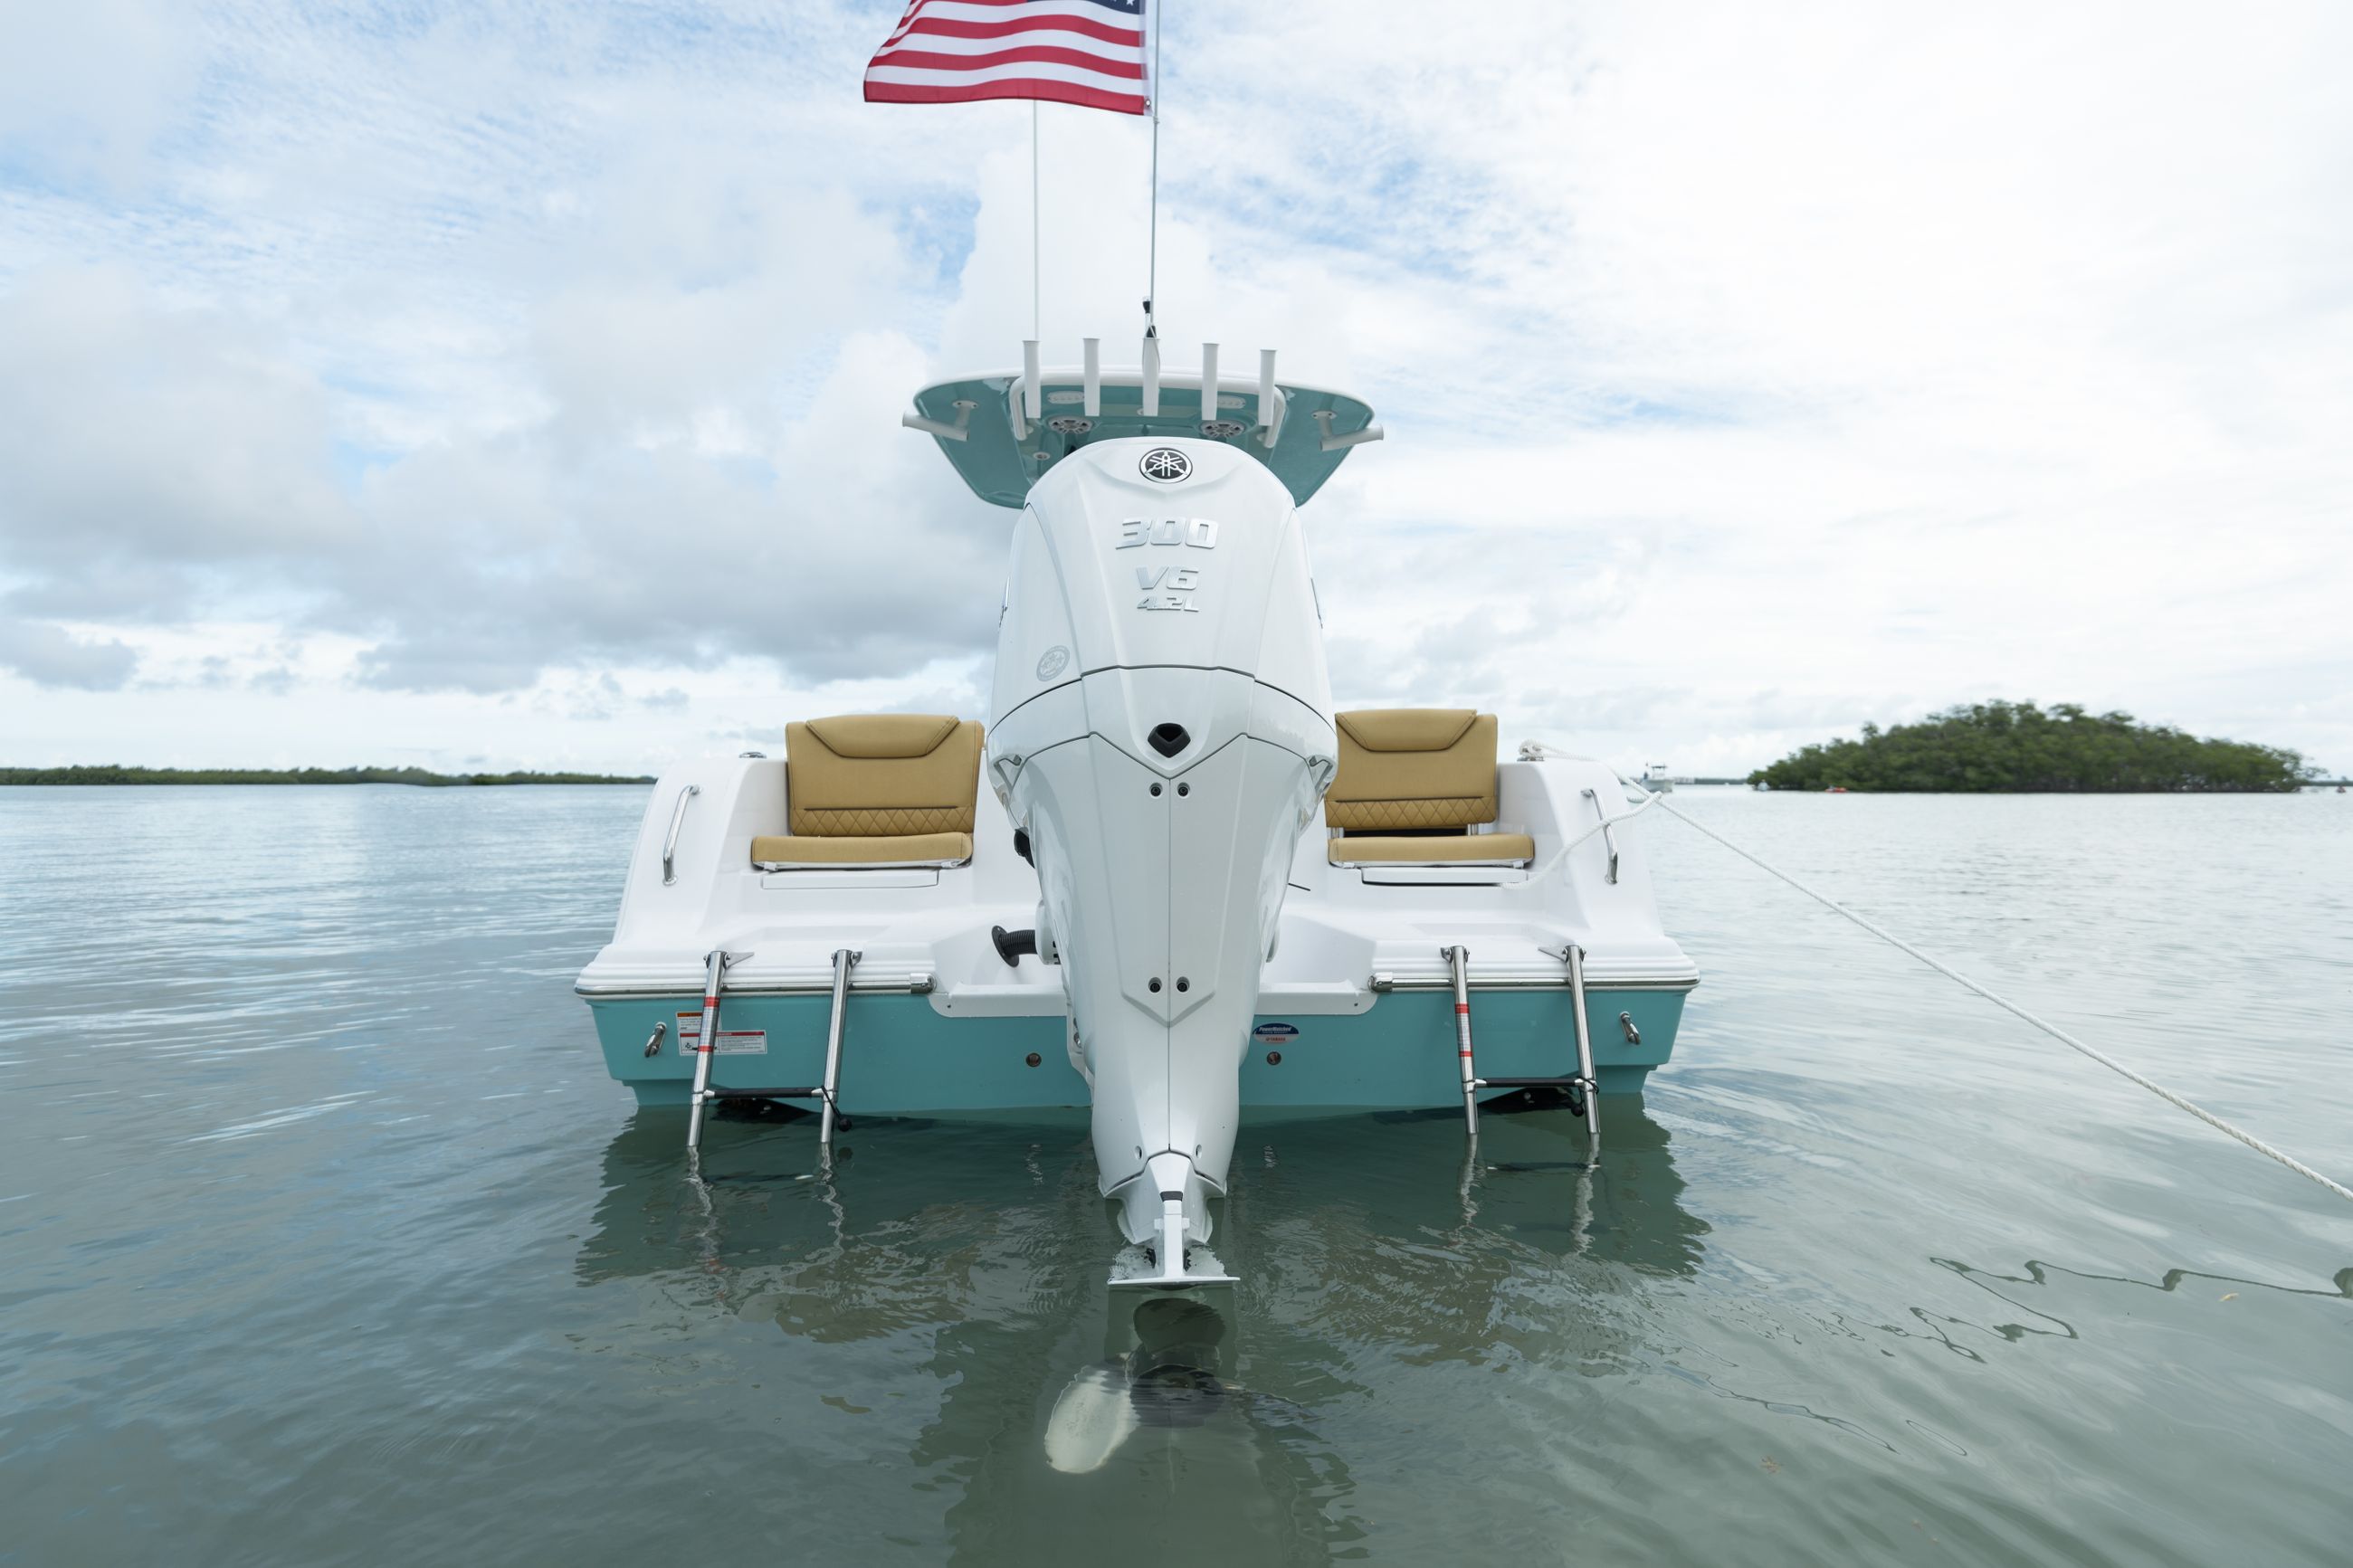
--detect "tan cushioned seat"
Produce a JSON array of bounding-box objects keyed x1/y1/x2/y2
[
  {"x1": 786, "y1": 714, "x2": 982, "y2": 837},
  {"x1": 753, "y1": 714, "x2": 984, "y2": 868},
  {"x1": 1329, "y1": 833, "x2": 1535, "y2": 866},
  {"x1": 1327, "y1": 709, "x2": 1500, "y2": 831},
  {"x1": 753, "y1": 831, "x2": 974, "y2": 866}
]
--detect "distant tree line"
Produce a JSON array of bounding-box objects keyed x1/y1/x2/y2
[
  {"x1": 1748, "y1": 702, "x2": 2316, "y2": 793},
  {"x1": 0, "y1": 765, "x2": 653, "y2": 787}
]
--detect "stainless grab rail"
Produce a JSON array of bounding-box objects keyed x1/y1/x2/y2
[
  {"x1": 662, "y1": 784, "x2": 700, "y2": 885},
  {"x1": 1580, "y1": 788, "x2": 1621, "y2": 884}
]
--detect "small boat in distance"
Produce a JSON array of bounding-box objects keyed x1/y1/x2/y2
[{"x1": 575, "y1": 339, "x2": 1698, "y2": 1289}]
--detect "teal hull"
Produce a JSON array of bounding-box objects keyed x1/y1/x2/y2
[{"x1": 586, "y1": 987, "x2": 1685, "y2": 1113}]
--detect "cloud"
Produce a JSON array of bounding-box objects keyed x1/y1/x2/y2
[
  {"x1": 0, "y1": 1, "x2": 2349, "y2": 774},
  {"x1": 0, "y1": 268, "x2": 355, "y2": 611},
  {"x1": 0, "y1": 0, "x2": 195, "y2": 190},
  {"x1": 0, "y1": 618, "x2": 140, "y2": 690}
]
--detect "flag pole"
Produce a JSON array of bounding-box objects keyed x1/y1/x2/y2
[
  {"x1": 1145, "y1": 0, "x2": 1160, "y2": 338},
  {"x1": 1031, "y1": 100, "x2": 1042, "y2": 341}
]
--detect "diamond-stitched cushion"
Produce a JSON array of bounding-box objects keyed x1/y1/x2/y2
[
  {"x1": 1327, "y1": 794, "x2": 1495, "y2": 832},
  {"x1": 794, "y1": 805, "x2": 972, "y2": 836},
  {"x1": 1327, "y1": 710, "x2": 1500, "y2": 831},
  {"x1": 785, "y1": 716, "x2": 983, "y2": 837}
]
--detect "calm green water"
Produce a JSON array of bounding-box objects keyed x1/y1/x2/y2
[{"x1": 2, "y1": 785, "x2": 2348, "y2": 1565}]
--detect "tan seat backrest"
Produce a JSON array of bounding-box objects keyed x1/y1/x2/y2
[
  {"x1": 1328, "y1": 709, "x2": 1499, "y2": 832},
  {"x1": 785, "y1": 715, "x2": 983, "y2": 837}
]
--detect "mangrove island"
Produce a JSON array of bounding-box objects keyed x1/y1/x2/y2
[{"x1": 1748, "y1": 701, "x2": 2315, "y2": 793}]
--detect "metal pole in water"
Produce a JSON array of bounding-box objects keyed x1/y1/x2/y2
[
  {"x1": 686, "y1": 947, "x2": 728, "y2": 1151},
  {"x1": 1447, "y1": 945, "x2": 1479, "y2": 1138},
  {"x1": 818, "y1": 948, "x2": 860, "y2": 1147},
  {"x1": 1567, "y1": 943, "x2": 1601, "y2": 1162}
]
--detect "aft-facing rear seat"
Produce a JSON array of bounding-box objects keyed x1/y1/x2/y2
[
  {"x1": 751, "y1": 714, "x2": 984, "y2": 868},
  {"x1": 1326, "y1": 708, "x2": 1536, "y2": 867}
]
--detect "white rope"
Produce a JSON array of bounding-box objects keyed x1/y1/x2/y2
[
  {"x1": 1609, "y1": 774, "x2": 2353, "y2": 1204},
  {"x1": 1561, "y1": 782, "x2": 1663, "y2": 852},
  {"x1": 1519, "y1": 775, "x2": 1664, "y2": 881}
]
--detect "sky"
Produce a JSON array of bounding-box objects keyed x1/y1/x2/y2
[{"x1": 2, "y1": 0, "x2": 2348, "y2": 777}]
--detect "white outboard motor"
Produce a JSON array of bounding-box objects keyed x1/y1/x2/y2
[{"x1": 986, "y1": 436, "x2": 1336, "y2": 1286}]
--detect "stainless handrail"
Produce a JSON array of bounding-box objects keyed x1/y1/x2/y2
[
  {"x1": 1579, "y1": 788, "x2": 1620, "y2": 884},
  {"x1": 662, "y1": 784, "x2": 700, "y2": 885}
]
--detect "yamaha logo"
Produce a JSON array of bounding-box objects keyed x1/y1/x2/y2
[{"x1": 1139, "y1": 448, "x2": 1192, "y2": 482}]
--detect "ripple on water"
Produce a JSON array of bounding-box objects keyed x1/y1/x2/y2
[{"x1": 0, "y1": 785, "x2": 2348, "y2": 1565}]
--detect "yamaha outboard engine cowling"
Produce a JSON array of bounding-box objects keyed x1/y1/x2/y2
[{"x1": 986, "y1": 437, "x2": 1335, "y2": 1284}]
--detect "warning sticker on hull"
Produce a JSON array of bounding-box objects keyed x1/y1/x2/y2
[{"x1": 675, "y1": 1011, "x2": 768, "y2": 1056}]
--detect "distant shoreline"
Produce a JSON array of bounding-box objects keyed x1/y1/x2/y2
[
  {"x1": 1747, "y1": 701, "x2": 2317, "y2": 794},
  {"x1": 0, "y1": 766, "x2": 653, "y2": 787}
]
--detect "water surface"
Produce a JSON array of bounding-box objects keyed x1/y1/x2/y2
[{"x1": 2, "y1": 785, "x2": 2347, "y2": 1564}]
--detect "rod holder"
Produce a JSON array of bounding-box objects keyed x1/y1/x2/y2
[
  {"x1": 1023, "y1": 339, "x2": 1043, "y2": 420},
  {"x1": 1082, "y1": 337, "x2": 1101, "y2": 417},
  {"x1": 1257, "y1": 348, "x2": 1283, "y2": 448},
  {"x1": 1312, "y1": 409, "x2": 1385, "y2": 451},
  {"x1": 1199, "y1": 342, "x2": 1219, "y2": 429},
  {"x1": 900, "y1": 399, "x2": 976, "y2": 443}
]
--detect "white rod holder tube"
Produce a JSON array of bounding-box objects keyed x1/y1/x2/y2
[
  {"x1": 1257, "y1": 348, "x2": 1282, "y2": 447},
  {"x1": 1082, "y1": 338, "x2": 1101, "y2": 417},
  {"x1": 900, "y1": 399, "x2": 975, "y2": 443},
  {"x1": 1140, "y1": 334, "x2": 1160, "y2": 417},
  {"x1": 1023, "y1": 339, "x2": 1043, "y2": 420},
  {"x1": 1199, "y1": 342, "x2": 1219, "y2": 428},
  {"x1": 1312, "y1": 410, "x2": 1386, "y2": 451}
]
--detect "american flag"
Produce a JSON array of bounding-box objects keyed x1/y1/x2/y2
[{"x1": 863, "y1": 0, "x2": 1151, "y2": 117}]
